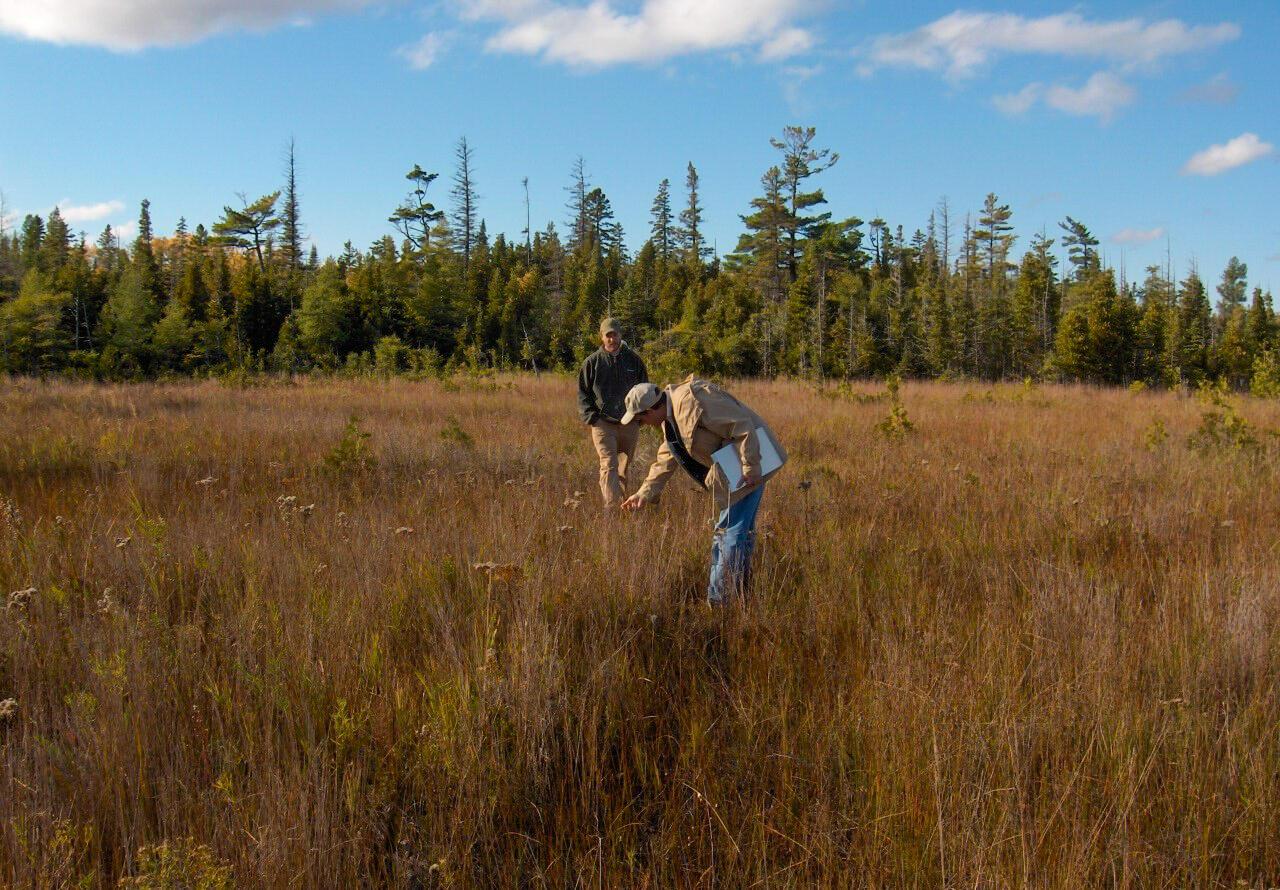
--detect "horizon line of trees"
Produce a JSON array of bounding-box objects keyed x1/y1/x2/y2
[{"x1": 2, "y1": 129, "x2": 1277, "y2": 393}]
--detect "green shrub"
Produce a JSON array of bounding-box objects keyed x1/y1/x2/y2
[{"x1": 324, "y1": 415, "x2": 377, "y2": 474}]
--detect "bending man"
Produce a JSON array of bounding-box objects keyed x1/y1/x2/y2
[
  {"x1": 577, "y1": 317, "x2": 648, "y2": 508},
  {"x1": 620, "y1": 376, "x2": 787, "y2": 605}
]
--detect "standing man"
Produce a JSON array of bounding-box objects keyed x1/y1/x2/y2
[
  {"x1": 620, "y1": 376, "x2": 787, "y2": 605},
  {"x1": 578, "y1": 318, "x2": 648, "y2": 508}
]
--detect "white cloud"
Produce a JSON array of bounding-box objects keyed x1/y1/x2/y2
[
  {"x1": 0, "y1": 0, "x2": 372, "y2": 51},
  {"x1": 470, "y1": 0, "x2": 815, "y2": 67},
  {"x1": 398, "y1": 31, "x2": 448, "y2": 69},
  {"x1": 56, "y1": 199, "x2": 126, "y2": 223},
  {"x1": 1179, "y1": 72, "x2": 1239, "y2": 105},
  {"x1": 1044, "y1": 72, "x2": 1135, "y2": 121},
  {"x1": 993, "y1": 82, "x2": 1041, "y2": 115},
  {"x1": 1112, "y1": 226, "x2": 1165, "y2": 246},
  {"x1": 454, "y1": 0, "x2": 542, "y2": 21},
  {"x1": 780, "y1": 63, "x2": 821, "y2": 115},
  {"x1": 861, "y1": 11, "x2": 1240, "y2": 79},
  {"x1": 113, "y1": 220, "x2": 139, "y2": 241},
  {"x1": 994, "y1": 72, "x2": 1135, "y2": 122},
  {"x1": 1182, "y1": 132, "x2": 1275, "y2": 176},
  {"x1": 759, "y1": 27, "x2": 813, "y2": 62}
]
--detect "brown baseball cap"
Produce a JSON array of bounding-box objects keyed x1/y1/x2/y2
[{"x1": 599, "y1": 317, "x2": 621, "y2": 337}]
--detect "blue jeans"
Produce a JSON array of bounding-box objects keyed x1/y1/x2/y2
[{"x1": 708, "y1": 483, "x2": 766, "y2": 605}]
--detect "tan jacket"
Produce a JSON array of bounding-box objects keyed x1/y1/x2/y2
[{"x1": 635, "y1": 375, "x2": 788, "y2": 509}]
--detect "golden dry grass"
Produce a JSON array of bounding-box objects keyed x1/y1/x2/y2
[{"x1": 1, "y1": 375, "x2": 1279, "y2": 887}]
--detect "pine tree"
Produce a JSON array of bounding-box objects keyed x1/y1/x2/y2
[
  {"x1": 1058, "y1": 216, "x2": 1099, "y2": 283},
  {"x1": 388, "y1": 166, "x2": 444, "y2": 253},
  {"x1": 215, "y1": 193, "x2": 282, "y2": 272},
  {"x1": 770, "y1": 126, "x2": 838, "y2": 282},
  {"x1": 973, "y1": 193, "x2": 1015, "y2": 292}
]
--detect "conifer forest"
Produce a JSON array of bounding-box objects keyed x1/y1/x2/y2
[{"x1": 2, "y1": 127, "x2": 1274, "y2": 390}]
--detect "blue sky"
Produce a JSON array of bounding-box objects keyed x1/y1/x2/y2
[{"x1": 0, "y1": 0, "x2": 1276, "y2": 292}]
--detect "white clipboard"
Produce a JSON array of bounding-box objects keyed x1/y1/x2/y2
[{"x1": 712, "y1": 428, "x2": 783, "y2": 490}]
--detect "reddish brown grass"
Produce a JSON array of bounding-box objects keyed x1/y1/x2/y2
[{"x1": 1, "y1": 375, "x2": 1278, "y2": 886}]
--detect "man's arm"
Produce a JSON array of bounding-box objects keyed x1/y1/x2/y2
[
  {"x1": 630, "y1": 438, "x2": 678, "y2": 505},
  {"x1": 635, "y1": 352, "x2": 649, "y2": 384},
  {"x1": 577, "y1": 357, "x2": 600, "y2": 424}
]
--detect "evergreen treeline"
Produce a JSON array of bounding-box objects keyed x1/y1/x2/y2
[{"x1": 2, "y1": 128, "x2": 1276, "y2": 390}]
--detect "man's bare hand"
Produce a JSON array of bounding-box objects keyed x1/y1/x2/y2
[
  {"x1": 739, "y1": 468, "x2": 761, "y2": 490},
  {"x1": 621, "y1": 494, "x2": 647, "y2": 512}
]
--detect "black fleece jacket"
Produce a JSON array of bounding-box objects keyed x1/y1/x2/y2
[{"x1": 577, "y1": 344, "x2": 648, "y2": 424}]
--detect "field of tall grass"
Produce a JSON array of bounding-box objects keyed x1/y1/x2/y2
[{"x1": 2, "y1": 374, "x2": 1279, "y2": 887}]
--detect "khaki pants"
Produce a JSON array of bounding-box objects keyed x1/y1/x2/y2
[{"x1": 590, "y1": 419, "x2": 640, "y2": 506}]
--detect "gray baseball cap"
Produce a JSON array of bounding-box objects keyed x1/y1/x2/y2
[
  {"x1": 620, "y1": 382, "x2": 661, "y2": 425},
  {"x1": 599, "y1": 317, "x2": 622, "y2": 337}
]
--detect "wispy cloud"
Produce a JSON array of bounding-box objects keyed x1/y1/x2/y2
[
  {"x1": 860, "y1": 11, "x2": 1239, "y2": 79},
  {"x1": 57, "y1": 199, "x2": 126, "y2": 224},
  {"x1": 397, "y1": 32, "x2": 448, "y2": 70},
  {"x1": 994, "y1": 72, "x2": 1135, "y2": 122},
  {"x1": 464, "y1": 0, "x2": 816, "y2": 67},
  {"x1": 113, "y1": 220, "x2": 139, "y2": 242},
  {"x1": 760, "y1": 27, "x2": 813, "y2": 62},
  {"x1": 1045, "y1": 72, "x2": 1135, "y2": 121},
  {"x1": 0, "y1": 0, "x2": 371, "y2": 51},
  {"x1": 1112, "y1": 226, "x2": 1166, "y2": 246},
  {"x1": 1179, "y1": 72, "x2": 1239, "y2": 105},
  {"x1": 1182, "y1": 133, "x2": 1274, "y2": 176},
  {"x1": 780, "y1": 64, "x2": 821, "y2": 116},
  {"x1": 993, "y1": 83, "x2": 1041, "y2": 115}
]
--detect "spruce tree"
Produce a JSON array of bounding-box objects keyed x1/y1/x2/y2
[
  {"x1": 134, "y1": 199, "x2": 162, "y2": 299},
  {"x1": 565, "y1": 156, "x2": 590, "y2": 252},
  {"x1": 649, "y1": 179, "x2": 673, "y2": 262},
  {"x1": 678, "y1": 162, "x2": 707, "y2": 268},
  {"x1": 451, "y1": 137, "x2": 479, "y2": 270},
  {"x1": 1215, "y1": 256, "x2": 1248, "y2": 311},
  {"x1": 1173, "y1": 269, "x2": 1212, "y2": 384},
  {"x1": 281, "y1": 139, "x2": 304, "y2": 272}
]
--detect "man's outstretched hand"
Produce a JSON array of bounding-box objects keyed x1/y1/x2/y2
[{"x1": 621, "y1": 494, "x2": 647, "y2": 512}]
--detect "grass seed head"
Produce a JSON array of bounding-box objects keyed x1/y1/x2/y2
[
  {"x1": 7, "y1": 587, "x2": 36, "y2": 612},
  {"x1": 0, "y1": 698, "x2": 16, "y2": 721}
]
